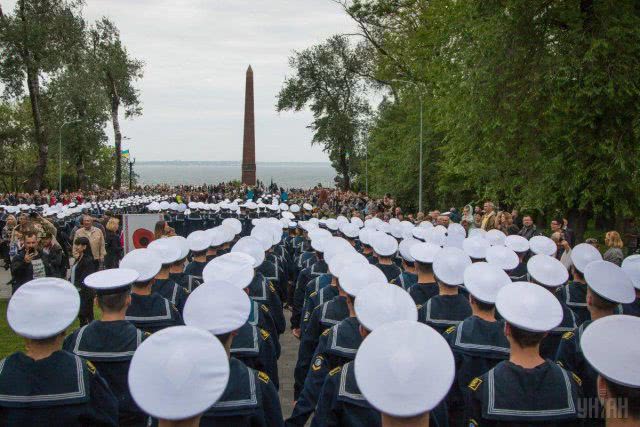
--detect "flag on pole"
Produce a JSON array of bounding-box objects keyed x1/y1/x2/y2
[{"x1": 121, "y1": 149, "x2": 130, "y2": 159}]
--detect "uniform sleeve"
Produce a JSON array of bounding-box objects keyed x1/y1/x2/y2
[
  {"x1": 87, "y1": 365, "x2": 120, "y2": 426},
  {"x1": 294, "y1": 308, "x2": 322, "y2": 399},
  {"x1": 291, "y1": 268, "x2": 310, "y2": 329},
  {"x1": 260, "y1": 329, "x2": 280, "y2": 390},
  {"x1": 311, "y1": 369, "x2": 341, "y2": 427},
  {"x1": 267, "y1": 283, "x2": 286, "y2": 335},
  {"x1": 555, "y1": 331, "x2": 578, "y2": 373},
  {"x1": 464, "y1": 377, "x2": 485, "y2": 427},
  {"x1": 287, "y1": 353, "x2": 329, "y2": 427},
  {"x1": 257, "y1": 373, "x2": 285, "y2": 427}
]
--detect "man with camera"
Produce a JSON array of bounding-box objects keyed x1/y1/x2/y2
[{"x1": 10, "y1": 230, "x2": 51, "y2": 294}]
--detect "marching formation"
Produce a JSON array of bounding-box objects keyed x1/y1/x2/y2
[{"x1": 0, "y1": 193, "x2": 639, "y2": 427}]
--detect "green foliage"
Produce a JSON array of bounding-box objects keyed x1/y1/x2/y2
[{"x1": 277, "y1": 35, "x2": 371, "y2": 190}]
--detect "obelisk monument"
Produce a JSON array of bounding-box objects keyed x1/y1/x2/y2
[{"x1": 241, "y1": 65, "x2": 256, "y2": 186}]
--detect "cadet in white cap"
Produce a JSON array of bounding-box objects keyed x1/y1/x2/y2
[
  {"x1": 408, "y1": 242, "x2": 442, "y2": 306},
  {"x1": 120, "y1": 249, "x2": 184, "y2": 334},
  {"x1": 462, "y1": 236, "x2": 490, "y2": 262},
  {"x1": 183, "y1": 230, "x2": 211, "y2": 291},
  {"x1": 1, "y1": 278, "x2": 119, "y2": 426},
  {"x1": 526, "y1": 254, "x2": 577, "y2": 359},
  {"x1": 529, "y1": 235, "x2": 557, "y2": 256},
  {"x1": 419, "y1": 247, "x2": 472, "y2": 334},
  {"x1": 621, "y1": 255, "x2": 640, "y2": 317},
  {"x1": 182, "y1": 280, "x2": 284, "y2": 425},
  {"x1": 288, "y1": 264, "x2": 388, "y2": 426},
  {"x1": 556, "y1": 243, "x2": 603, "y2": 325},
  {"x1": 391, "y1": 238, "x2": 420, "y2": 291},
  {"x1": 556, "y1": 260, "x2": 636, "y2": 424},
  {"x1": 504, "y1": 234, "x2": 530, "y2": 281},
  {"x1": 580, "y1": 315, "x2": 640, "y2": 424},
  {"x1": 443, "y1": 262, "x2": 511, "y2": 425},
  {"x1": 147, "y1": 238, "x2": 190, "y2": 314},
  {"x1": 370, "y1": 232, "x2": 402, "y2": 282},
  {"x1": 128, "y1": 326, "x2": 230, "y2": 427},
  {"x1": 166, "y1": 235, "x2": 190, "y2": 290},
  {"x1": 467, "y1": 282, "x2": 582, "y2": 426},
  {"x1": 312, "y1": 283, "x2": 421, "y2": 427},
  {"x1": 64, "y1": 268, "x2": 149, "y2": 426},
  {"x1": 355, "y1": 320, "x2": 454, "y2": 426}
]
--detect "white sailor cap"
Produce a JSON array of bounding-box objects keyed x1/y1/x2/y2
[
  {"x1": 231, "y1": 237, "x2": 265, "y2": 267},
  {"x1": 120, "y1": 249, "x2": 163, "y2": 282},
  {"x1": 290, "y1": 204, "x2": 301, "y2": 213},
  {"x1": 418, "y1": 220, "x2": 433, "y2": 229},
  {"x1": 399, "y1": 238, "x2": 420, "y2": 262},
  {"x1": 622, "y1": 255, "x2": 640, "y2": 290},
  {"x1": 447, "y1": 223, "x2": 466, "y2": 238},
  {"x1": 8, "y1": 278, "x2": 80, "y2": 339},
  {"x1": 309, "y1": 228, "x2": 331, "y2": 242},
  {"x1": 581, "y1": 315, "x2": 640, "y2": 389},
  {"x1": 426, "y1": 227, "x2": 447, "y2": 247},
  {"x1": 433, "y1": 247, "x2": 471, "y2": 286},
  {"x1": 485, "y1": 245, "x2": 519, "y2": 271},
  {"x1": 323, "y1": 237, "x2": 355, "y2": 263},
  {"x1": 351, "y1": 217, "x2": 364, "y2": 228},
  {"x1": 219, "y1": 226, "x2": 236, "y2": 244},
  {"x1": 355, "y1": 283, "x2": 418, "y2": 332},
  {"x1": 203, "y1": 253, "x2": 255, "y2": 289},
  {"x1": 84, "y1": 268, "x2": 139, "y2": 294},
  {"x1": 584, "y1": 260, "x2": 635, "y2": 304},
  {"x1": 303, "y1": 203, "x2": 313, "y2": 211},
  {"x1": 496, "y1": 282, "x2": 563, "y2": 332},
  {"x1": 222, "y1": 218, "x2": 242, "y2": 235},
  {"x1": 527, "y1": 254, "x2": 568, "y2": 288},
  {"x1": 463, "y1": 262, "x2": 511, "y2": 304},
  {"x1": 355, "y1": 320, "x2": 455, "y2": 417},
  {"x1": 168, "y1": 236, "x2": 190, "y2": 260},
  {"x1": 529, "y1": 235, "x2": 556, "y2": 256},
  {"x1": 282, "y1": 211, "x2": 294, "y2": 220},
  {"x1": 339, "y1": 223, "x2": 360, "y2": 239},
  {"x1": 183, "y1": 280, "x2": 251, "y2": 335},
  {"x1": 468, "y1": 228, "x2": 486, "y2": 238},
  {"x1": 485, "y1": 229, "x2": 506, "y2": 247},
  {"x1": 310, "y1": 236, "x2": 331, "y2": 253},
  {"x1": 279, "y1": 203, "x2": 289, "y2": 211},
  {"x1": 411, "y1": 227, "x2": 429, "y2": 241},
  {"x1": 340, "y1": 264, "x2": 387, "y2": 297},
  {"x1": 358, "y1": 228, "x2": 372, "y2": 245},
  {"x1": 371, "y1": 232, "x2": 398, "y2": 257},
  {"x1": 128, "y1": 326, "x2": 229, "y2": 420},
  {"x1": 570, "y1": 243, "x2": 603, "y2": 273},
  {"x1": 410, "y1": 242, "x2": 442, "y2": 264},
  {"x1": 328, "y1": 251, "x2": 368, "y2": 278},
  {"x1": 325, "y1": 218, "x2": 339, "y2": 231},
  {"x1": 187, "y1": 230, "x2": 211, "y2": 252},
  {"x1": 251, "y1": 229, "x2": 273, "y2": 251},
  {"x1": 462, "y1": 236, "x2": 490, "y2": 260},
  {"x1": 505, "y1": 235, "x2": 529, "y2": 253},
  {"x1": 148, "y1": 238, "x2": 182, "y2": 265}
]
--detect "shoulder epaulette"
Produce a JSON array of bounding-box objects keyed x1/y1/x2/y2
[
  {"x1": 322, "y1": 328, "x2": 331, "y2": 336},
  {"x1": 85, "y1": 360, "x2": 97, "y2": 375},
  {"x1": 468, "y1": 377, "x2": 483, "y2": 391},
  {"x1": 310, "y1": 291, "x2": 318, "y2": 298},
  {"x1": 329, "y1": 366, "x2": 342, "y2": 376},
  {"x1": 571, "y1": 372, "x2": 582, "y2": 386},
  {"x1": 444, "y1": 325, "x2": 456, "y2": 335},
  {"x1": 260, "y1": 328, "x2": 270, "y2": 341},
  {"x1": 268, "y1": 283, "x2": 276, "y2": 293},
  {"x1": 258, "y1": 371, "x2": 270, "y2": 384},
  {"x1": 260, "y1": 304, "x2": 270, "y2": 313},
  {"x1": 562, "y1": 331, "x2": 574, "y2": 340}
]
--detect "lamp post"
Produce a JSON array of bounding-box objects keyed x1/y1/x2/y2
[
  {"x1": 128, "y1": 157, "x2": 136, "y2": 190},
  {"x1": 58, "y1": 119, "x2": 81, "y2": 193},
  {"x1": 390, "y1": 79, "x2": 424, "y2": 214}
]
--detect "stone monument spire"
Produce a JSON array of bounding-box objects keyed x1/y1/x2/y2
[{"x1": 241, "y1": 65, "x2": 256, "y2": 186}]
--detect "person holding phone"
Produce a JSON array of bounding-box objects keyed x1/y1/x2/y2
[
  {"x1": 10, "y1": 230, "x2": 51, "y2": 294},
  {"x1": 70, "y1": 236, "x2": 97, "y2": 326}
]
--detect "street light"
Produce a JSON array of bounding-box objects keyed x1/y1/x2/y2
[
  {"x1": 58, "y1": 119, "x2": 81, "y2": 193},
  {"x1": 128, "y1": 157, "x2": 136, "y2": 191},
  {"x1": 390, "y1": 79, "x2": 424, "y2": 214}
]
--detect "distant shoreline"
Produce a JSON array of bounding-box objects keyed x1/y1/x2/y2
[{"x1": 137, "y1": 160, "x2": 331, "y2": 166}]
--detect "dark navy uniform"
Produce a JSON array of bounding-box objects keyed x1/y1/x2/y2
[
  {"x1": 231, "y1": 323, "x2": 279, "y2": 389},
  {"x1": 466, "y1": 360, "x2": 582, "y2": 426},
  {"x1": 64, "y1": 320, "x2": 148, "y2": 426},
  {"x1": 418, "y1": 294, "x2": 472, "y2": 334},
  {"x1": 168, "y1": 271, "x2": 189, "y2": 291},
  {"x1": 248, "y1": 272, "x2": 285, "y2": 335},
  {"x1": 555, "y1": 281, "x2": 590, "y2": 325},
  {"x1": 408, "y1": 282, "x2": 439, "y2": 306},
  {"x1": 312, "y1": 361, "x2": 449, "y2": 427},
  {"x1": 294, "y1": 295, "x2": 348, "y2": 400},
  {"x1": 248, "y1": 299, "x2": 280, "y2": 358},
  {"x1": 152, "y1": 277, "x2": 190, "y2": 314},
  {"x1": 539, "y1": 303, "x2": 577, "y2": 360},
  {"x1": 444, "y1": 317, "x2": 509, "y2": 426},
  {"x1": 508, "y1": 262, "x2": 528, "y2": 282},
  {"x1": 623, "y1": 297, "x2": 640, "y2": 316},
  {"x1": 376, "y1": 263, "x2": 402, "y2": 283},
  {"x1": 200, "y1": 358, "x2": 284, "y2": 427},
  {"x1": 0, "y1": 350, "x2": 119, "y2": 427},
  {"x1": 300, "y1": 276, "x2": 334, "y2": 336},
  {"x1": 391, "y1": 271, "x2": 417, "y2": 291},
  {"x1": 289, "y1": 316, "x2": 362, "y2": 426},
  {"x1": 126, "y1": 293, "x2": 183, "y2": 334},
  {"x1": 183, "y1": 259, "x2": 206, "y2": 278}
]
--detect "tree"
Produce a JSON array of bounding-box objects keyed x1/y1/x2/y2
[
  {"x1": 276, "y1": 35, "x2": 371, "y2": 190},
  {"x1": 89, "y1": 18, "x2": 143, "y2": 189},
  {"x1": 0, "y1": 0, "x2": 85, "y2": 190}
]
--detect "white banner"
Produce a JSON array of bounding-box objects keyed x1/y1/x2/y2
[{"x1": 123, "y1": 213, "x2": 164, "y2": 254}]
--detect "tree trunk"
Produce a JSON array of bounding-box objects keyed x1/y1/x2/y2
[
  {"x1": 109, "y1": 76, "x2": 122, "y2": 189},
  {"x1": 339, "y1": 147, "x2": 350, "y2": 191},
  {"x1": 568, "y1": 206, "x2": 590, "y2": 243},
  {"x1": 76, "y1": 149, "x2": 87, "y2": 190}
]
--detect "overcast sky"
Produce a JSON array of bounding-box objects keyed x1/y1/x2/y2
[{"x1": 4, "y1": 0, "x2": 358, "y2": 162}]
